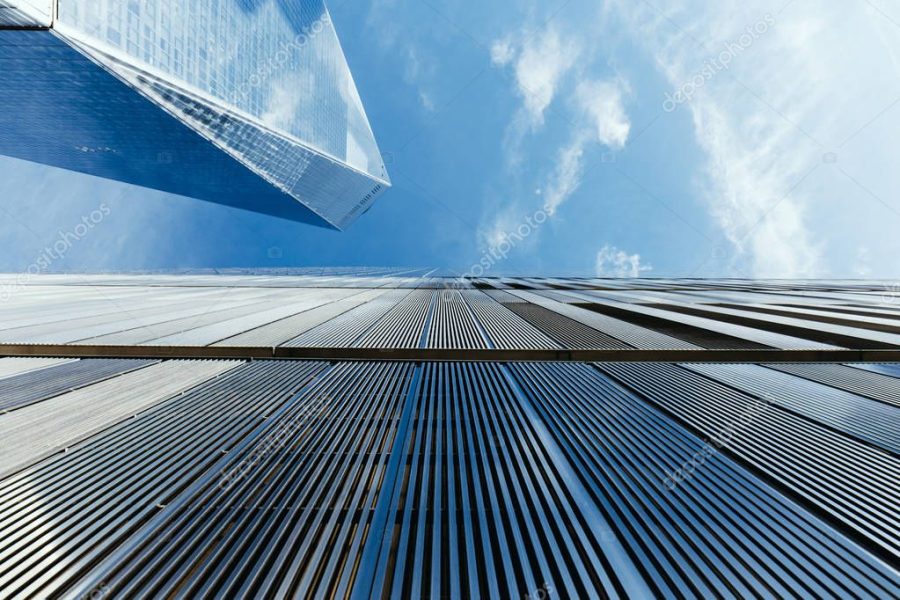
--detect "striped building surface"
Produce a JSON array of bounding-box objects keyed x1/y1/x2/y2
[{"x1": 0, "y1": 272, "x2": 899, "y2": 598}]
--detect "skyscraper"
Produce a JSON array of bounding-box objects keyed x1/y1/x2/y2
[
  {"x1": 0, "y1": 272, "x2": 898, "y2": 598},
  {"x1": 0, "y1": 1, "x2": 390, "y2": 228}
]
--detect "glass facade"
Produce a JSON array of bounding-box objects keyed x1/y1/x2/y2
[
  {"x1": 0, "y1": 0, "x2": 389, "y2": 228},
  {"x1": 0, "y1": 1, "x2": 53, "y2": 26},
  {"x1": 56, "y1": 0, "x2": 385, "y2": 181}
]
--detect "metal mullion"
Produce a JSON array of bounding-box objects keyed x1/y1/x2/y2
[
  {"x1": 571, "y1": 370, "x2": 802, "y2": 598},
  {"x1": 349, "y1": 359, "x2": 421, "y2": 599},
  {"x1": 649, "y1": 367, "x2": 900, "y2": 514},
  {"x1": 64, "y1": 363, "x2": 334, "y2": 600},
  {"x1": 522, "y1": 364, "x2": 721, "y2": 597},
  {"x1": 288, "y1": 363, "x2": 405, "y2": 596},
  {"x1": 312, "y1": 363, "x2": 411, "y2": 597},
  {"x1": 332, "y1": 363, "x2": 413, "y2": 600},
  {"x1": 141, "y1": 363, "x2": 349, "y2": 598},
  {"x1": 0, "y1": 363, "x2": 267, "y2": 522},
  {"x1": 511, "y1": 365, "x2": 682, "y2": 598},
  {"x1": 499, "y1": 365, "x2": 600, "y2": 595},
  {"x1": 503, "y1": 364, "x2": 620, "y2": 596},
  {"x1": 484, "y1": 364, "x2": 574, "y2": 595},
  {"x1": 607, "y1": 365, "x2": 900, "y2": 558},
  {"x1": 483, "y1": 365, "x2": 571, "y2": 593},
  {"x1": 0, "y1": 361, "x2": 252, "y2": 498},
  {"x1": 708, "y1": 459, "x2": 900, "y2": 594},
  {"x1": 468, "y1": 363, "x2": 538, "y2": 595},
  {"x1": 455, "y1": 362, "x2": 498, "y2": 599},
  {"x1": 442, "y1": 362, "x2": 460, "y2": 599},
  {"x1": 0, "y1": 380, "x2": 274, "y2": 588},
  {"x1": 616, "y1": 367, "x2": 900, "y2": 505},
  {"x1": 384, "y1": 362, "x2": 430, "y2": 599},
  {"x1": 405, "y1": 361, "x2": 438, "y2": 600},
  {"x1": 460, "y1": 362, "x2": 518, "y2": 598},
  {"x1": 590, "y1": 376, "x2": 823, "y2": 595},
  {"x1": 170, "y1": 367, "x2": 362, "y2": 596},
  {"x1": 614, "y1": 366, "x2": 898, "y2": 595},
  {"x1": 229, "y1": 363, "x2": 385, "y2": 597},
  {"x1": 428, "y1": 361, "x2": 444, "y2": 599},
  {"x1": 7, "y1": 363, "x2": 306, "y2": 597}
]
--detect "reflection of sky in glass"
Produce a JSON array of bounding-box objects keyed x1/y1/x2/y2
[
  {"x1": 0, "y1": 1, "x2": 53, "y2": 26},
  {"x1": 56, "y1": 0, "x2": 386, "y2": 181}
]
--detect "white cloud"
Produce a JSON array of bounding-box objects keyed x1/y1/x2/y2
[
  {"x1": 544, "y1": 79, "x2": 632, "y2": 215},
  {"x1": 367, "y1": 1, "x2": 438, "y2": 116},
  {"x1": 595, "y1": 244, "x2": 653, "y2": 277},
  {"x1": 577, "y1": 79, "x2": 632, "y2": 149},
  {"x1": 261, "y1": 75, "x2": 307, "y2": 131},
  {"x1": 608, "y1": 0, "x2": 900, "y2": 277},
  {"x1": 543, "y1": 133, "x2": 588, "y2": 216},
  {"x1": 481, "y1": 16, "x2": 636, "y2": 258},
  {"x1": 490, "y1": 38, "x2": 515, "y2": 67},
  {"x1": 495, "y1": 28, "x2": 580, "y2": 128}
]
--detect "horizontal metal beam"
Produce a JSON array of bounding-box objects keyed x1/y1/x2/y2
[
  {"x1": 0, "y1": 25, "x2": 51, "y2": 30},
  {"x1": 2, "y1": 344, "x2": 900, "y2": 363}
]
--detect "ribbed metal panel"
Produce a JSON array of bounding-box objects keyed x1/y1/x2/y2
[
  {"x1": 686, "y1": 363, "x2": 900, "y2": 454},
  {"x1": 2, "y1": 275, "x2": 900, "y2": 597},
  {"x1": 509, "y1": 362, "x2": 900, "y2": 598},
  {"x1": 0, "y1": 289, "x2": 235, "y2": 343},
  {"x1": 366, "y1": 362, "x2": 631, "y2": 599},
  {"x1": 68, "y1": 362, "x2": 413, "y2": 600},
  {"x1": 0, "y1": 360, "x2": 326, "y2": 599},
  {"x1": 511, "y1": 290, "x2": 698, "y2": 350},
  {"x1": 504, "y1": 302, "x2": 632, "y2": 349},
  {"x1": 148, "y1": 294, "x2": 351, "y2": 347},
  {"x1": 357, "y1": 290, "x2": 434, "y2": 349},
  {"x1": 764, "y1": 363, "x2": 900, "y2": 408},
  {"x1": 214, "y1": 290, "x2": 387, "y2": 347},
  {"x1": 599, "y1": 362, "x2": 900, "y2": 563},
  {"x1": 284, "y1": 290, "x2": 413, "y2": 347},
  {"x1": 461, "y1": 290, "x2": 559, "y2": 349},
  {"x1": 655, "y1": 302, "x2": 900, "y2": 349},
  {"x1": 427, "y1": 291, "x2": 488, "y2": 349},
  {"x1": 481, "y1": 289, "x2": 526, "y2": 303},
  {"x1": 572, "y1": 296, "x2": 840, "y2": 349},
  {"x1": 852, "y1": 363, "x2": 900, "y2": 379},
  {"x1": 0, "y1": 360, "x2": 240, "y2": 480},
  {"x1": 719, "y1": 302, "x2": 900, "y2": 333},
  {"x1": 81, "y1": 295, "x2": 291, "y2": 345},
  {"x1": 575, "y1": 301, "x2": 779, "y2": 350},
  {"x1": 0, "y1": 358, "x2": 157, "y2": 413},
  {"x1": 0, "y1": 358, "x2": 73, "y2": 381}
]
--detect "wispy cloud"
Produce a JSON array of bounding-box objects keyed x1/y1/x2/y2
[
  {"x1": 485, "y1": 14, "x2": 632, "y2": 254},
  {"x1": 540, "y1": 78, "x2": 632, "y2": 217},
  {"x1": 595, "y1": 244, "x2": 652, "y2": 277},
  {"x1": 608, "y1": 0, "x2": 900, "y2": 277},
  {"x1": 366, "y1": 0, "x2": 438, "y2": 113},
  {"x1": 577, "y1": 79, "x2": 631, "y2": 150},
  {"x1": 492, "y1": 28, "x2": 580, "y2": 128}
]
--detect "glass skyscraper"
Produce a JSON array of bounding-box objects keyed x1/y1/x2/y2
[{"x1": 0, "y1": 1, "x2": 390, "y2": 228}]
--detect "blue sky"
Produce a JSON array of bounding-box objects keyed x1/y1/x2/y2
[{"x1": 2, "y1": 0, "x2": 900, "y2": 277}]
